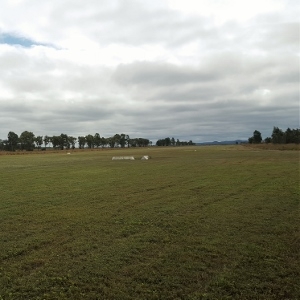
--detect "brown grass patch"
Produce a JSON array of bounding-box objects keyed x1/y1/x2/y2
[{"x1": 241, "y1": 143, "x2": 300, "y2": 151}]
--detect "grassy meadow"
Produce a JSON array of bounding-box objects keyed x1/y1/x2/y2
[{"x1": 0, "y1": 146, "x2": 299, "y2": 299}]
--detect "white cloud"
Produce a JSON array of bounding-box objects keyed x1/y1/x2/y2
[{"x1": 167, "y1": 0, "x2": 285, "y2": 24}]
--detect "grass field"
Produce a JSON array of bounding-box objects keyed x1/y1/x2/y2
[{"x1": 0, "y1": 146, "x2": 299, "y2": 299}]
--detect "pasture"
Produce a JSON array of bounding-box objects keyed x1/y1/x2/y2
[{"x1": 0, "y1": 146, "x2": 299, "y2": 299}]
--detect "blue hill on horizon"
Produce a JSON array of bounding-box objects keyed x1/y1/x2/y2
[{"x1": 196, "y1": 140, "x2": 247, "y2": 145}]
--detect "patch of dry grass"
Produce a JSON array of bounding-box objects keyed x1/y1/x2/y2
[{"x1": 242, "y1": 143, "x2": 300, "y2": 151}]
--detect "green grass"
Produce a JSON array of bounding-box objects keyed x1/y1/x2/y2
[{"x1": 0, "y1": 146, "x2": 299, "y2": 299}]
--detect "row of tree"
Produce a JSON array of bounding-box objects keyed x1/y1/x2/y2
[
  {"x1": 156, "y1": 137, "x2": 194, "y2": 146},
  {"x1": 0, "y1": 131, "x2": 152, "y2": 151},
  {"x1": 248, "y1": 127, "x2": 300, "y2": 144}
]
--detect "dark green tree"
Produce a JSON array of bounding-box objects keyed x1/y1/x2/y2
[
  {"x1": 68, "y1": 136, "x2": 77, "y2": 149},
  {"x1": 171, "y1": 137, "x2": 175, "y2": 146},
  {"x1": 113, "y1": 134, "x2": 121, "y2": 147},
  {"x1": 100, "y1": 137, "x2": 107, "y2": 148},
  {"x1": 248, "y1": 130, "x2": 262, "y2": 144},
  {"x1": 291, "y1": 129, "x2": 300, "y2": 144},
  {"x1": 165, "y1": 137, "x2": 171, "y2": 146},
  {"x1": 35, "y1": 136, "x2": 43, "y2": 149},
  {"x1": 125, "y1": 134, "x2": 130, "y2": 147},
  {"x1": 136, "y1": 138, "x2": 150, "y2": 147},
  {"x1": 59, "y1": 134, "x2": 69, "y2": 150},
  {"x1": 85, "y1": 134, "x2": 94, "y2": 148},
  {"x1": 253, "y1": 130, "x2": 262, "y2": 143},
  {"x1": 129, "y1": 138, "x2": 137, "y2": 147},
  {"x1": 0, "y1": 139, "x2": 7, "y2": 151},
  {"x1": 50, "y1": 136, "x2": 58, "y2": 149},
  {"x1": 7, "y1": 131, "x2": 19, "y2": 151},
  {"x1": 94, "y1": 133, "x2": 101, "y2": 148},
  {"x1": 156, "y1": 139, "x2": 165, "y2": 146},
  {"x1": 78, "y1": 136, "x2": 86, "y2": 149},
  {"x1": 285, "y1": 128, "x2": 300, "y2": 144},
  {"x1": 119, "y1": 134, "x2": 127, "y2": 148},
  {"x1": 20, "y1": 131, "x2": 35, "y2": 151},
  {"x1": 264, "y1": 137, "x2": 272, "y2": 143},
  {"x1": 107, "y1": 136, "x2": 115, "y2": 148},
  {"x1": 271, "y1": 127, "x2": 285, "y2": 144},
  {"x1": 44, "y1": 135, "x2": 50, "y2": 149}
]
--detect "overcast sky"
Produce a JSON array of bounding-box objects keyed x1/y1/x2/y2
[{"x1": 0, "y1": 0, "x2": 299, "y2": 142}]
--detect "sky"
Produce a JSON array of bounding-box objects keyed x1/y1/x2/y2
[{"x1": 0, "y1": 0, "x2": 299, "y2": 143}]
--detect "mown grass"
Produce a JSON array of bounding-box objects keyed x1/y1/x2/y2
[{"x1": 0, "y1": 146, "x2": 299, "y2": 299}]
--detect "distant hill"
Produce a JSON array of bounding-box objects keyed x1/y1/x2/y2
[{"x1": 196, "y1": 140, "x2": 247, "y2": 146}]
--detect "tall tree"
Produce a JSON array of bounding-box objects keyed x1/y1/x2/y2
[
  {"x1": 129, "y1": 138, "x2": 135, "y2": 147},
  {"x1": 271, "y1": 127, "x2": 285, "y2": 144},
  {"x1": 248, "y1": 130, "x2": 262, "y2": 144},
  {"x1": 35, "y1": 136, "x2": 43, "y2": 149},
  {"x1": 165, "y1": 137, "x2": 171, "y2": 146},
  {"x1": 44, "y1": 135, "x2": 50, "y2": 149},
  {"x1": 137, "y1": 138, "x2": 150, "y2": 147},
  {"x1": 253, "y1": 130, "x2": 262, "y2": 143},
  {"x1": 7, "y1": 131, "x2": 19, "y2": 151},
  {"x1": 106, "y1": 137, "x2": 115, "y2": 148},
  {"x1": 59, "y1": 133, "x2": 69, "y2": 150},
  {"x1": 113, "y1": 134, "x2": 121, "y2": 147},
  {"x1": 100, "y1": 137, "x2": 107, "y2": 148},
  {"x1": 264, "y1": 137, "x2": 272, "y2": 143},
  {"x1": 291, "y1": 129, "x2": 300, "y2": 144},
  {"x1": 119, "y1": 134, "x2": 126, "y2": 148},
  {"x1": 156, "y1": 139, "x2": 164, "y2": 146},
  {"x1": 94, "y1": 133, "x2": 101, "y2": 148},
  {"x1": 68, "y1": 136, "x2": 77, "y2": 149},
  {"x1": 20, "y1": 131, "x2": 35, "y2": 151},
  {"x1": 285, "y1": 128, "x2": 300, "y2": 144},
  {"x1": 171, "y1": 137, "x2": 175, "y2": 146},
  {"x1": 51, "y1": 136, "x2": 60, "y2": 149},
  {"x1": 0, "y1": 139, "x2": 7, "y2": 151},
  {"x1": 85, "y1": 134, "x2": 94, "y2": 148},
  {"x1": 78, "y1": 136, "x2": 86, "y2": 149},
  {"x1": 125, "y1": 134, "x2": 130, "y2": 147}
]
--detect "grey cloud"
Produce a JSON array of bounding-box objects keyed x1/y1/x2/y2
[
  {"x1": 45, "y1": 0, "x2": 217, "y2": 49},
  {"x1": 112, "y1": 52, "x2": 298, "y2": 104},
  {"x1": 114, "y1": 62, "x2": 218, "y2": 87},
  {"x1": 0, "y1": 0, "x2": 298, "y2": 142},
  {"x1": 110, "y1": 51, "x2": 298, "y2": 141}
]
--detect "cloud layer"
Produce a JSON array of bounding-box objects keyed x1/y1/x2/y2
[{"x1": 0, "y1": 0, "x2": 298, "y2": 142}]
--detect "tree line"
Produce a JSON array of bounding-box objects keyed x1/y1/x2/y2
[
  {"x1": 248, "y1": 127, "x2": 300, "y2": 144},
  {"x1": 0, "y1": 131, "x2": 152, "y2": 151},
  {"x1": 156, "y1": 137, "x2": 194, "y2": 146}
]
